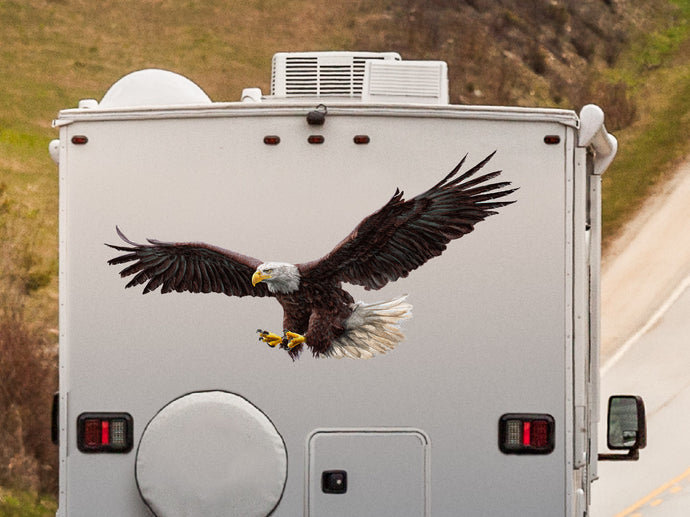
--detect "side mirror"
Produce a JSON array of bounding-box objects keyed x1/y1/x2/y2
[{"x1": 599, "y1": 395, "x2": 646, "y2": 461}]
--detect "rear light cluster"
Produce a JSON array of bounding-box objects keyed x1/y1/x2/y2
[
  {"x1": 499, "y1": 413, "x2": 555, "y2": 454},
  {"x1": 77, "y1": 413, "x2": 133, "y2": 453}
]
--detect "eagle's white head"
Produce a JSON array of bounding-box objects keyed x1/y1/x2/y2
[{"x1": 251, "y1": 262, "x2": 301, "y2": 294}]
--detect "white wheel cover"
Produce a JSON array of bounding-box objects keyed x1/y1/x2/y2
[{"x1": 135, "y1": 391, "x2": 287, "y2": 517}]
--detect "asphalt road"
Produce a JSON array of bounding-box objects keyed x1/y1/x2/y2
[{"x1": 591, "y1": 275, "x2": 690, "y2": 516}]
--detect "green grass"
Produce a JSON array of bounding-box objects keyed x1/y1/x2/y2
[{"x1": 0, "y1": 488, "x2": 56, "y2": 517}]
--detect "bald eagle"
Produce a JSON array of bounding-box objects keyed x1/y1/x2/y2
[{"x1": 107, "y1": 152, "x2": 515, "y2": 359}]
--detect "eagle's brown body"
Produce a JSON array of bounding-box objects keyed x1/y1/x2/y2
[
  {"x1": 107, "y1": 152, "x2": 516, "y2": 359},
  {"x1": 276, "y1": 282, "x2": 354, "y2": 358}
]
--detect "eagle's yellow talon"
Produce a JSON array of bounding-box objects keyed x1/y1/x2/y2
[
  {"x1": 257, "y1": 329, "x2": 283, "y2": 348},
  {"x1": 285, "y1": 331, "x2": 306, "y2": 349},
  {"x1": 256, "y1": 329, "x2": 305, "y2": 350}
]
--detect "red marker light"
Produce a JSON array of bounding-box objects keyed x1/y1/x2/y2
[
  {"x1": 308, "y1": 135, "x2": 325, "y2": 144},
  {"x1": 263, "y1": 135, "x2": 280, "y2": 145},
  {"x1": 353, "y1": 135, "x2": 370, "y2": 144},
  {"x1": 71, "y1": 135, "x2": 88, "y2": 145}
]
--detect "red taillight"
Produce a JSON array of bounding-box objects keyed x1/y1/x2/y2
[
  {"x1": 308, "y1": 135, "x2": 325, "y2": 144},
  {"x1": 71, "y1": 135, "x2": 88, "y2": 145},
  {"x1": 83, "y1": 418, "x2": 102, "y2": 447},
  {"x1": 499, "y1": 414, "x2": 555, "y2": 454},
  {"x1": 531, "y1": 419, "x2": 550, "y2": 448},
  {"x1": 77, "y1": 413, "x2": 133, "y2": 453},
  {"x1": 263, "y1": 135, "x2": 281, "y2": 145},
  {"x1": 353, "y1": 135, "x2": 370, "y2": 144}
]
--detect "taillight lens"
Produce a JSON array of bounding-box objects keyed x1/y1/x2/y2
[
  {"x1": 499, "y1": 414, "x2": 555, "y2": 454},
  {"x1": 77, "y1": 413, "x2": 133, "y2": 453}
]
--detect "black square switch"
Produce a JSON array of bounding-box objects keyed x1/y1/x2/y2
[{"x1": 322, "y1": 470, "x2": 347, "y2": 494}]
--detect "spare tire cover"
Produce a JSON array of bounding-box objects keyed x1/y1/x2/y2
[{"x1": 135, "y1": 391, "x2": 287, "y2": 517}]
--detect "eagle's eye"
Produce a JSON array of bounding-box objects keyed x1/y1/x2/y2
[{"x1": 264, "y1": 268, "x2": 273, "y2": 274}]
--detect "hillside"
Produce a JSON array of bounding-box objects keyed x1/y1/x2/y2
[
  {"x1": 351, "y1": 0, "x2": 654, "y2": 114},
  {"x1": 1, "y1": 0, "x2": 689, "y2": 502}
]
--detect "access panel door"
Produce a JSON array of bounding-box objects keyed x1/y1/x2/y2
[{"x1": 307, "y1": 429, "x2": 430, "y2": 516}]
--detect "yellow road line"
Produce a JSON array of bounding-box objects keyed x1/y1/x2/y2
[{"x1": 615, "y1": 467, "x2": 690, "y2": 517}]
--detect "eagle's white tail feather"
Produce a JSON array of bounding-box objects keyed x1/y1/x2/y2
[{"x1": 323, "y1": 296, "x2": 412, "y2": 359}]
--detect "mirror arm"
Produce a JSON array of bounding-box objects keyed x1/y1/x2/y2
[{"x1": 598, "y1": 447, "x2": 640, "y2": 462}]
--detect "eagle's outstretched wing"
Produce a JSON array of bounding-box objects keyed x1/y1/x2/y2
[
  {"x1": 298, "y1": 151, "x2": 516, "y2": 290},
  {"x1": 106, "y1": 227, "x2": 270, "y2": 297}
]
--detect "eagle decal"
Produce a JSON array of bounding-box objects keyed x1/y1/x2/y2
[{"x1": 107, "y1": 152, "x2": 515, "y2": 359}]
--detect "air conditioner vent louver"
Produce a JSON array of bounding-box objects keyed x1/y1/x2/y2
[
  {"x1": 284, "y1": 57, "x2": 365, "y2": 96},
  {"x1": 271, "y1": 52, "x2": 401, "y2": 98},
  {"x1": 363, "y1": 60, "x2": 449, "y2": 104}
]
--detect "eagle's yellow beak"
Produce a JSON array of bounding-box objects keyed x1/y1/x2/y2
[{"x1": 252, "y1": 270, "x2": 271, "y2": 286}]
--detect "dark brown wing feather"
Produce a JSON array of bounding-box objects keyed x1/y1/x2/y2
[
  {"x1": 106, "y1": 227, "x2": 270, "y2": 297},
  {"x1": 298, "y1": 151, "x2": 516, "y2": 290}
]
